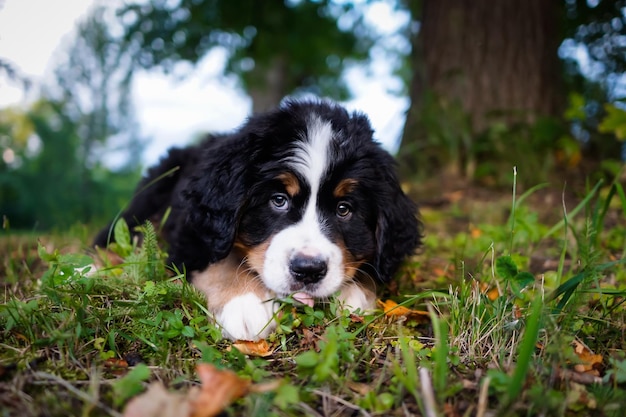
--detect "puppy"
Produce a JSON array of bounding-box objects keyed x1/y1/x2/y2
[{"x1": 94, "y1": 99, "x2": 422, "y2": 340}]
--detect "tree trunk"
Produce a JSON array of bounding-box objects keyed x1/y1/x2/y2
[
  {"x1": 398, "y1": 0, "x2": 564, "y2": 179},
  {"x1": 248, "y1": 56, "x2": 289, "y2": 113}
]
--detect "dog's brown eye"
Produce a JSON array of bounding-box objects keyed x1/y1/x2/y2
[
  {"x1": 270, "y1": 193, "x2": 290, "y2": 211},
  {"x1": 336, "y1": 201, "x2": 352, "y2": 219}
]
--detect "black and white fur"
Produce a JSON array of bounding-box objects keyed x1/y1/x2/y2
[{"x1": 94, "y1": 99, "x2": 421, "y2": 341}]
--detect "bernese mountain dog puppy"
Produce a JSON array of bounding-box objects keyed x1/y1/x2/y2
[{"x1": 94, "y1": 99, "x2": 422, "y2": 341}]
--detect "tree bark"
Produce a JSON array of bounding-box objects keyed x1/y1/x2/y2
[
  {"x1": 248, "y1": 56, "x2": 289, "y2": 113},
  {"x1": 399, "y1": 0, "x2": 564, "y2": 178}
]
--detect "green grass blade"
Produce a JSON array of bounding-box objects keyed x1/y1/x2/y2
[
  {"x1": 429, "y1": 304, "x2": 449, "y2": 401},
  {"x1": 542, "y1": 179, "x2": 603, "y2": 239},
  {"x1": 506, "y1": 295, "x2": 543, "y2": 403}
]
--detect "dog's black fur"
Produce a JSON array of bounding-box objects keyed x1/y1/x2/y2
[
  {"x1": 94, "y1": 100, "x2": 422, "y2": 340},
  {"x1": 94, "y1": 100, "x2": 421, "y2": 283}
]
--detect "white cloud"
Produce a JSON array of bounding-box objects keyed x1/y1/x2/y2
[{"x1": 0, "y1": 0, "x2": 95, "y2": 105}]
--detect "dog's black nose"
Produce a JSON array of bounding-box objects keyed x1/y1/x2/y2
[{"x1": 290, "y1": 255, "x2": 328, "y2": 284}]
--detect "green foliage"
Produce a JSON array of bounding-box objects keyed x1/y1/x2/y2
[
  {"x1": 0, "y1": 4, "x2": 144, "y2": 231},
  {"x1": 599, "y1": 104, "x2": 626, "y2": 141},
  {"x1": 295, "y1": 324, "x2": 349, "y2": 382},
  {"x1": 0, "y1": 100, "x2": 140, "y2": 232},
  {"x1": 496, "y1": 256, "x2": 535, "y2": 295},
  {"x1": 112, "y1": 364, "x2": 151, "y2": 407},
  {"x1": 505, "y1": 295, "x2": 543, "y2": 406},
  {"x1": 605, "y1": 358, "x2": 626, "y2": 385},
  {"x1": 430, "y1": 307, "x2": 449, "y2": 402},
  {"x1": 119, "y1": 0, "x2": 374, "y2": 108},
  {"x1": 398, "y1": 90, "x2": 568, "y2": 184},
  {"x1": 2, "y1": 174, "x2": 626, "y2": 415}
]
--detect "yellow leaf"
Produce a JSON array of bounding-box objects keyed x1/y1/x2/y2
[
  {"x1": 572, "y1": 340, "x2": 603, "y2": 376},
  {"x1": 377, "y1": 299, "x2": 430, "y2": 323},
  {"x1": 230, "y1": 340, "x2": 274, "y2": 357}
]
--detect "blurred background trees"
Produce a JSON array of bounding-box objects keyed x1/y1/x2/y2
[
  {"x1": 398, "y1": 0, "x2": 626, "y2": 184},
  {"x1": 119, "y1": 0, "x2": 374, "y2": 112},
  {"x1": 1, "y1": 0, "x2": 625, "y2": 231},
  {"x1": 398, "y1": 0, "x2": 564, "y2": 180},
  {"x1": 0, "y1": 4, "x2": 142, "y2": 230}
]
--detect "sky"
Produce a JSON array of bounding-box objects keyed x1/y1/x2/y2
[{"x1": 0, "y1": 0, "x2": 409, "y2": 167}]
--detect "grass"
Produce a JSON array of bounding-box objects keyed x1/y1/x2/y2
[{"x1": 1, "y1": 176, "x2": 626, "y2": 416}]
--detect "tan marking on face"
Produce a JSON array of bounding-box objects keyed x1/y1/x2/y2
[
  {"x1": 243, "y1": 240, "x2": 271, "y2": 278},
  {"x1": 337, "y1": 238, "x2": 365, "y2": 282},
  {"x1": 277, "y1": 172, "x2": 300, "y2": 197},
  {"x1": 333, "y1": 178, "x2": 359, "y2": 198},
  {"x1": 337, "y1": 237, "x2": 377, "y2": 312},
  {"x1": 190, "y1": 249, "x2": 272, "y2": 313}
]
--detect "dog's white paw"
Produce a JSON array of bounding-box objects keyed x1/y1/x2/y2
[
  {"x1": 216, "y1": 293, "x2": 277, "y2": 341},
  {"x1": 337, "y1": 282, "x2": 376, "y2": 313}
]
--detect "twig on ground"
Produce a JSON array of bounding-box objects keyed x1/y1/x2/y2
[
  {"x1": 31, "y1": 372, "x2": 122, "y2": 417},
  {"x1": 311, "y1": 388, "x2": 372, "y2": 417},
  {"x1": 477, "y1": 376, "x2": 490, "y2": 417},
  {"x1": 419, "y1": 367, "x2": 438, "y2": 417}
]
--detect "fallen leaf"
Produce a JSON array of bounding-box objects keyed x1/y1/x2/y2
[
  {"x1": 349, "y1": 313, "x2": 364, "y2": 323},
  {"x1": 230, "y1": 340, "x2": 274, "y2": 357},
  {"x1": 299, "y1": 327, "x2": 323, "y2": 351},
  {"x1": 122, "y1": 363, "x2": 259, "y2": 417},
  {"x1": 104, "y1": 358, "x2": 129, "y2": 376},
  {"x1": 346, "y1": 380, "x2": 371, "y2": 396},
  {"x1": 476, "y1": 281, "x2": 500, "y2": 301},
  {"x1": 432, "y1": 267, "x2": 446, "y2": 277},
  {"x1": 123, "y1": 382, "x2": 190, "y2": 417},
  {"x1": 486, "y1": 286, "x2": 501, "y2": 301},
  {"x1": 572, "y1": 340, "x2": 603, "y2": 375},
  {"x1": 191, "y1": 363, "x2": 251, "y2": 417},
  {"x1": 444, "y1": 190, "x2": 464, "y2": 203},
  {"x1": 470, "y1": 224, "x2": 482, "y2": 238},
  {"x1": 377, "y1": 299, "x2": 430, "y2": 323},
  {"x1": 554, "y1": 367, "x2": 603, "y2": 385}
]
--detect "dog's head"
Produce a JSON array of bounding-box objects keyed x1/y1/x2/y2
[{"x1": 183, "y1": 99, "x2": 421, "y2": 299}]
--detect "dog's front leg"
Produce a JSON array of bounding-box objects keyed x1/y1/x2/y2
[
  {"x1": 191, "y1": 255, "x2": 277, "y2": 341},
  {"x1": 336, "y1": 277, "x2": 377, "y2": 314}
]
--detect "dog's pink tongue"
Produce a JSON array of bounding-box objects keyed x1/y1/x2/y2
[{"x1": 293, "y1": 292, "x2": 315, "y2": 307}]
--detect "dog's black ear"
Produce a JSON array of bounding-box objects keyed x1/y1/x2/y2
[
  {"x1": 374, "y1": 159, "x2": 422, "y2": 282},
  {"x1": 168, "y1": 134, "x2": 256, "y2": 272}
]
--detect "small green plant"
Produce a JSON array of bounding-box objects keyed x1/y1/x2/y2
[
  {"x1": 1, "y1": 174, "x2": 625, "y2": 416},
  {"x1": 112, "y1": 363, "x2": 151, "y2": 407}
]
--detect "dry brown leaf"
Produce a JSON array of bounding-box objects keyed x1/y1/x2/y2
[
  {"x1": 476, "y1": 281, "x2": 500, "y2": 301},
  {"x1": 190, "y1": 363, "x2": 252, "y2": 417},
  {"x1": 122, "y1": 364, "x2": 254, "y2": 417},
  {"x1": 349, "y1": 313, "x2": 364, "y2": 323},
  {"x1": 123, "y1": 382, "x2": 191, "y2": 417},
  {"x1": 346, "y1": 380, "x2": 371, "y2": 396},
  {"x1": 469, "y1": 225, "x2": 482, "y2": 238},
  {"x1": 300, "y1": 327, "x2": 319, "y2": 350},
  {"x1": 103, "y1": 358, "x2": 129, "y2": 376},
  {"x1": 377, "y1": 299, "x2": 430, "y2": 323},
  {"x1": 486, "y1": 286, "x2": 501, "y2": 301},
  {"x1": 444, "y1": 190, "x2": 464, "y2": 203},
  {"x1": 554, "y1": 367, "x2": 603, "y2": 385},
  {"x1": 572, "y1": 340, "x2": 603, "y2": 375},
  {"x1": 230, "y1": 340, "x2": 274, "y2": 357}
]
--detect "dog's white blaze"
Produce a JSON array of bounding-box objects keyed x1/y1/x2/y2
[
  {"x1": 288, "y1": 116, "x2": 332, "y2": 199},
  {"x1": 262, "y1": 116, "x2": 345, "y2": 297}
]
